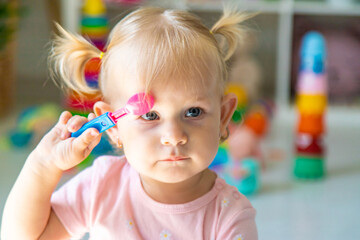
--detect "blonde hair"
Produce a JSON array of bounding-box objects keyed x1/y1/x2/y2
[{"x1": 49, "y1": 7, "x2": 252, "y2": 100}]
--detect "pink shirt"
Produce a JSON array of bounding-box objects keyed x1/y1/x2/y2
[{"x1": 51, "y1": 156, "x2": 258, "y2": 240}]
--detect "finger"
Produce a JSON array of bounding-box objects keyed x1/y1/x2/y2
[
  {"x1": 88, "y1": 112, "x2": 96, "y2": 121},
  {"x1": 51, "y1": 111, "x2": 72, "y2": 140},
  {"x1": 67, "y1": 115, "x2": 88, "y2": 133},
  {"x1": 72, "y1": 128, "x2": 100, "y2": 158},
  {"x1": 56, "y1": 111, "x2": 72, "y2": 127},
  {"x1": 59, "y1": 112, "x2": 74, "y2": 140}
]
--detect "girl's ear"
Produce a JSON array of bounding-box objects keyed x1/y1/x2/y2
[
  {"x1": 93, "y1": 101, "x2": 119, "y2": 144},
  {"x1": 220, "y1": 93, "x2": 238, "y2": 137}
]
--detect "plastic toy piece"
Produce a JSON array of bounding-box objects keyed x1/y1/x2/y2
[
  {"x1": 294, "y1": 155, "x2": 324, "y2": 179},
  {"x1": 223, "y1": 158, "x2": 260, "y2": 196},
  {"x1": 297, "y1": 114, "x2": 325, "y2": 135},
  {"x1": 83, "y1": 0, "x2": 106, "y2": 16},
  {"x1": 294, "y1": 31, "x2": 327, "y2": 180},
  {"x1": 295, "y1": 133, "x2": 324, "y2": 155},
  {"x1": 71, "y1": 93, "x2": 154, "y2": 137}
]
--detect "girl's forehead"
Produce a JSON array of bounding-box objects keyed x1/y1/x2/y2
[
  {"x1": 104, "y1": 50, "x2": 221, "y2": 101},
  {"x1": 151, "y1": 77, "x2": 219, "y2": 98}
]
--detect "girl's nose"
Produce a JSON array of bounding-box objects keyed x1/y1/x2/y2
[{"x1": 160, "y1": 121, "x2": 188, "y2": 146}]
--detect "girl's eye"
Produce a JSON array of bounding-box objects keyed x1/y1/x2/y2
[
  {"x1": 141, "y1": 111, "x2": 159, "y2": 121},
  {"x1": 185, "y1": 107, "x2": 202, "y2": 118}
]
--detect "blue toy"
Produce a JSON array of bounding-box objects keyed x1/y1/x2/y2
[
  {"x1": 210, "y1": 144, "x2": 260, "y2": 196},
  {"x1": 222, "y1": 158, "x2": 260, "y2": 195},
  {"x1": 0, "y1": 104, "x2": 61, "y2": 149}
]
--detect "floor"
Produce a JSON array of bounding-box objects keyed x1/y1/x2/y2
[{"x1": 0, "y1": 107, "x2": 359, "y2": 239}]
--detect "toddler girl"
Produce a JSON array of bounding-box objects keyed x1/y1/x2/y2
[{"x1": 2, "y1": 7, "x2": 258, "y2": 240}]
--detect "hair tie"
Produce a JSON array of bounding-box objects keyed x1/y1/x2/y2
[
  {"x1": 99, "y1": 51, "x2": 104, "y2": 59},
  {"x1": 209, "y1": 30, "x2": 213, "y2": 35}
]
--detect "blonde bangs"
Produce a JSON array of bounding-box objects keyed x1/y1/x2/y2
[
  {"x1": 101, "y1": 8, "x2": 227, "y2": 98},
  {"x1": 134, "y1": 27, "x2": 223, "y2": 94}
]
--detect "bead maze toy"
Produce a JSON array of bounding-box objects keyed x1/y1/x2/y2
[{"x1": 294, "y1": 31, "x2": 327, "y2": 179}]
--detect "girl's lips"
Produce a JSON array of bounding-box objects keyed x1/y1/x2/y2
[{"x1": 162, "y1": 157, "x2": 188, "y2": 161}]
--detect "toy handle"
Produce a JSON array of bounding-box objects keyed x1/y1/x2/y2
[{"x1": 71, "y1": 112, "x2": 115, "y2": 138}]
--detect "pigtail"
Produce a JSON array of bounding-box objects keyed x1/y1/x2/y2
[
  {"x1": 211, "y1": 9, "x2": 255, "y2": 61},
  {"x1": 49, "y1": 23, "x2": 102, "y2": 96}
]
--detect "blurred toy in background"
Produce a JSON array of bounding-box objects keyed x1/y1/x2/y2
[
  {"x1": 209, "y1": 30, "x2": 285, "y2": 194},
  {"x1": 64, "y1": 0, "x2": 115, "y2": 170},
  {"x1": 223, "y1": 157, "x2": 261, "y2": 196},
  {"x1": 81, "y1": 0, "x2": 107, "y2": 51},
  {"x1": 209, "y1": 31, "x2": 273, "y2": 195},
  {"x1": 225, "y1": 31, "x2": 266, "y2": 168},
  {"x1": 0, "y1": 102, "x2": 115, "y2": 172},
  {"x1": 0, "y1": 1, "x2": 115, "y2": 169},
  {"x1": 294, "y1": 31, "x2": 327, "y2": 179},
  {"x1": 229, "y1": 100, "x2": 272, "y2": 194},
  {"x1": 0, "y1": 104, "x2": 61, "y2": 149},
  {"x1": 65, "y1": 0, "x2": 108, "y2": 116},
  {"x1": 210, "y1": 62, "x2": 274, "y2": 197},
  {"x1": 228, "y1": 101, "x2": 271, "y2": 168},
  {"x1": 210, "y1": 97, "x2": 272, "y2": 195},
  {"x1": 81, "y1": 0, "x2": 107, "y2": 88}
]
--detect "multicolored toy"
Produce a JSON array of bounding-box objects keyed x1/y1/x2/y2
[
  {"x1": 0, "y1": 103, "x2": 115, "y2": 171},
  {"x1": 210, "y1": 83, "x2": 272, "y2": 195},
  {"x1": 294, "y1": 31, "x2": 327, "y2": 179},
  {"x1": 0, "y1": 104, "x2": 61, "y2": 150},
  {"x1": 65, "y1": 0, "x2": 109, "y2": 115},
  {"x1": 81, "y1": 0, "x2": 108, "y2": 51},
  {"x1": 81, "y1": 0, "x2": 108, "y2": 89},
  {"x1": 223, "y1": 157, "x2": 260, "y2": 196},
  {"x1": 61, "y1": 0, "x2": 113, "y2": 170}
]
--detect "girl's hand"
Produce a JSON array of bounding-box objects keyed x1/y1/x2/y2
[{"x1": 33, "y1": 111, "x2": 102, "y2": 172}]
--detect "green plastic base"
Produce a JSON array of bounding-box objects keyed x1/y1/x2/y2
[
  {"x1": 294, "y1": 155, "x2": 325, "y2": 179},
  {"x1": 69, "y1": 109, "x2": 90, "y2": 117},
  {"x1": 231, "y1": 108, "x2": 247, "y2": 123}
]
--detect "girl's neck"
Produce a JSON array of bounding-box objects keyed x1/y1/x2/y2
[{"x1": 139, "y1": 169, "x2": 217, "y2": 204}]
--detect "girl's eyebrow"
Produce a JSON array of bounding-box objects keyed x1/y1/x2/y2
[{"x1": 193, "y1": 96, "x2": 212, "y2": 103}]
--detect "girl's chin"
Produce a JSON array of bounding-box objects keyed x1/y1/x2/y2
[{"x1": 141, "y1": 171, "x2": 196, "y2": 184}]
